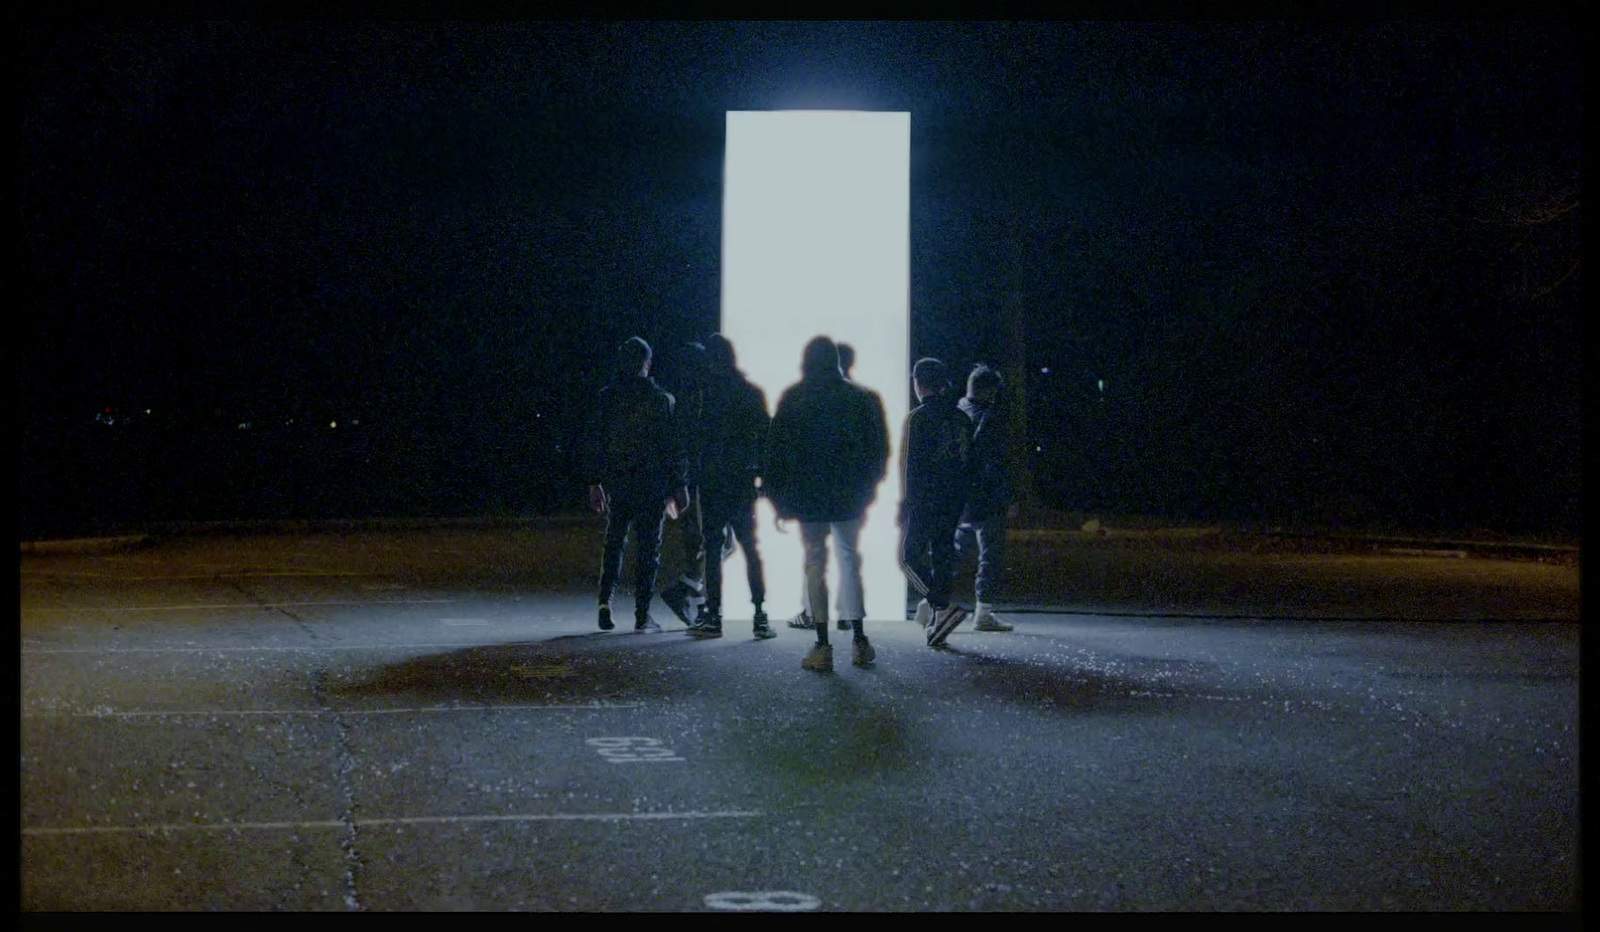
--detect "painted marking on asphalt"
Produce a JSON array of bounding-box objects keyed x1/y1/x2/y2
[
  {"x1": 22, "y1": 702, "x2": 644, "y2": 719},
  {"x1": 23, "y1": 810, "x2": 763, "y2": 837},
  {"x1": 27, "y1": 599, "x2": 457, "y2": 613},
  {"x1": 587, "y1": 736, "x2": 685, "y2": 763},
  {"x1": 704, "y1": 891, "x2": 822, "y2": 912}
]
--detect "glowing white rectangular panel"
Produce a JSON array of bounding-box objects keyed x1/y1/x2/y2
[{"x1": 720, "y1": 110, "x2": 909, "y2": 623}]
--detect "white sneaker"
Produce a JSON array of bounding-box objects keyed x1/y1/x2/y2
[
  {"x1": 973, "y1": 602, "x2": 1013, "y2": 632},
  {"x1": 912, "y1": 599, "x2": 932, "y2": 627}
]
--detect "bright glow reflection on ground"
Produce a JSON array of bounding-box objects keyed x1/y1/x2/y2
[{"x1": 720, "y1": 111, "x2": 910, "y2": 623}]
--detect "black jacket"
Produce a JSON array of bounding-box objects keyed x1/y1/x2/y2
[
  {"x1": 765, "y1": 369, "x2": 890, "y2": 522},
  {"x1": 959, "y1": 395, "x2": 1015, "y2": 521},
  {"x1": 696, "y1": 366, "x2": 770, "y2": 497},
  {"x1": 581, "y1": 373, "x2": 687, "y2": 499},
  {"x1": 899, "y1": 389, "x2": 972, "y2": 518}
]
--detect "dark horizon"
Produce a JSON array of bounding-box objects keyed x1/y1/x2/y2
[{"x1": 18, "y1": 21, "x2": 1582, "y2": 539}]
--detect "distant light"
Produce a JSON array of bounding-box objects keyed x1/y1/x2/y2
[
  {"x1": 144, "y1": 409, "x2": 151, "y2": 415},
  {"x1": 329, "y1": 421, "x2": 338, "y2": 429},
  {"x1": 1040, "y1": 367, "x2": 1051, "y2": 374},
  {"x1": 351, "y1": 418, "x2": 359, "y2": 426},
  {"x1": 1097, "y1": 379, "x2": 1105, "y2": 392},
  {"x1": 238, "y1": 422, "x2": 251, "y2": 430},
  {"x1": 1035, "y1": 445, "x2": 1042, "y2": 452}
]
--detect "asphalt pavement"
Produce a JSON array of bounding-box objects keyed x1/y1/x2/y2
[{"x1": 19, "y1": 523, "x2": 1581, "y2": 911}]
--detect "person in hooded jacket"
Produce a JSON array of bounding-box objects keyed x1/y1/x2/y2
[
  {"x1": 683, "y1": 333, "x2": 775, "y2": 640},
  {"x1": 582, "y1": 336, "x2": 690, "y2": 633},
  {"x1": 786, "y1": 340, "x2": 866, "y2": 633},
  {"x1": 765, "y1": 336, "x2": 890, "y2": 671}
]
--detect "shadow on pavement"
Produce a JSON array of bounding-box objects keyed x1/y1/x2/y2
[
  {"x1": 926, "y1": 645, "x2": 1218, "y2": 714},
  {"x1": 327, "y1": 635, "x2": 703, "y2": 705}
]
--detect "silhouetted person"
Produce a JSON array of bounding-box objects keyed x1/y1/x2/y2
[
  {"x1": 899, "y1": 357, "x2": 972, "y2": 647},
  {"x1": 583, "y1": 337, "x2": 689, "y2": 633},
  {"x1": 684, "y1": 333, "x2": 775, "y2": 640},
  {"x1": 954, "y1": 364, "x2": 1017, "y2": 632},
  {"x1": 766, "y1": 336, "x2": 890, "y2": 671},
  {"x1": 788, "y1": 339, "x2": 863, "y2": 632},
  {"x1": 660, "y1": 340, "x2": 709, "y2": 627}
]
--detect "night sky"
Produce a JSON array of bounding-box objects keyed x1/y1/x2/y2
[{"x1": 17, "y1": 20, "x2": 1582, "y2": 535}]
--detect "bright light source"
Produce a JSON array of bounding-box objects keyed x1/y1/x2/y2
[
  {"x1": 1097, "y1": 379, "x2": 1105, "y2": 392},
  {"x1": 329, "y1": 421, "x2": 337, "y2": 429},
  {"x1": 1041, "y1": 367, "x2": 1051, "y2": 374},
  {"x1": 721, "y1": 110, "x2": 910, "y2": 623}
]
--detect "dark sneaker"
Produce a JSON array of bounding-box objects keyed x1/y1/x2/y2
[
  {"x1": 634, "y1": 614, "x2": 662, "y2": 634},
  {"x1": 661, "y1": 582, "x2": 699, "y2": 626},
  {"x1": 852, "y1": 637, "x2": 876, "y2": 666},
  {"x1": 837, "y1": 618, "x2": 850, "y2": 631},
  {"x1": 787, "y1": 610, "x2": 814, "y2": 630},
  {"x1": 753, "y1": 607, "x2": 770, "y2": 626},
  {"x1": 801, "y1": 643, "x2": 834, "y2": 672},
  {"x1": 686, "y1": 612, "x2": 723, "y2": 639},
  {"x1": 752, "y1": 618, "x2": 777, "y2": 640},
  {"x1": 598, "y1": 604, "x2": 614, "y2": 631},
  {"x1": 927, "y1": 605, "x2": 968, "y2": 647}
]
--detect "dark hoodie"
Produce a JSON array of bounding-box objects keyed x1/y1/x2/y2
[
  {"x1": 765, "y1": 342, "x2": 890, "y2": 522},
  {"x1": 958, "y1": 395, "x2": 1015, "y2": 521},
  {"x1": 582, "y1": 372, "x2": 686, "y2": 499},
  {"x1": 696, "y1": 336, "x2": 770, "y2": 496},
  {"x1": 899, "y1": 388, "x2": 972, "y2": 518}
]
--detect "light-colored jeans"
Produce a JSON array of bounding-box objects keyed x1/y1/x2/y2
[{"x1": 799, "y1": 518, "x2": 864, "y2": 625}]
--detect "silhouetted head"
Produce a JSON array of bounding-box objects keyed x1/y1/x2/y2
[
  {"x1": 912, "y1": 357, "x2": 949, "y2": 401},
  {"x1": 801, "y1": 336, "x2": 840, "y2": 379},
  {"x1": 967, "y1": 364, "x2": 1004, "y2": 404},
  {"x1": 617, "y1": 336, "x2": 652, "y2": 377},
  {"x1": 837, "y1": 342, "x2": 856, "y2": 378},
  {"x1": 704, "y1": 333, "x2": 737, "y2": 371}
]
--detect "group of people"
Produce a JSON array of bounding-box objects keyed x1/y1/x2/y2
[{"x1": 582, "y1": 332, "x2": 1018, "y2": 672}]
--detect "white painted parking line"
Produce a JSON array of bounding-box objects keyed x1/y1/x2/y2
[
  {"x1": 23, "y1": 810, "x2": 763, "y2": 837},
  {"x1": 26, "y1": 599, "x2": 457, "y2": 613},
  {"x1": 587, "y1": 737, "x2": 685, "y2": 763},
  {"x1": 22, "y1": 702, "x2": 644, "y2": 719},
  {"x1": 704, "y1": 891, "x2": 822, "y2": 912}
]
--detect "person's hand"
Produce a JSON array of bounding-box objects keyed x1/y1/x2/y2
[
  {"x1": 588, "y1": 485, "x2": 608, "y2": 515},
  {"x1": 665, "y1": 485, "x2": 689, "y2": 520}
]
